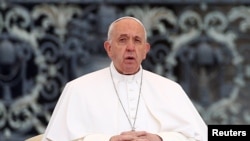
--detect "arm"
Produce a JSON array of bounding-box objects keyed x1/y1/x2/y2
[
  {"x1": 78, "y1": 131, "x2": 195, "y2": 141},
  {"x1": 158, "y1": 132, "x2": 197, "y2": 141}
]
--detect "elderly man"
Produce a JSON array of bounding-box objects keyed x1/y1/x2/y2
[{"x1": 42, "y1": 16, "x2": 207, "y2": 141}]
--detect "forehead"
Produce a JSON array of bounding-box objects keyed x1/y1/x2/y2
[{"x1": 112, "y1": 19, "x2": 145, "y2": 38}]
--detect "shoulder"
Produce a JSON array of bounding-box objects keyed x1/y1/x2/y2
[
  {"x1": 67, "y1": 67, "x2": 109, "y2": 86},
  {"x1": 142, "y1": 70, "x2": 189, "y2": 101},
  {"x1": 143, "y1": 69, "x2": 180, "y2": 87}
]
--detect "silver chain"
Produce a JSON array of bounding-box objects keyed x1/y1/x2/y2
[{"x1": 109, "y1": 67, "x2": 143, "y2": 131}]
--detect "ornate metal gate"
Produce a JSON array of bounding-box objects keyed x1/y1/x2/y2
[{"x1": 1, "y1": 0, "x2": 250, "y2": 140}]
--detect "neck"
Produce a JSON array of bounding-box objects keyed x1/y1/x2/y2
[
  {"x1": 113, "y1": 65, "x2": 141, "y2": 75},
  {"x1": 110, "y1": 63, "x2": 142, "y2": 81}
]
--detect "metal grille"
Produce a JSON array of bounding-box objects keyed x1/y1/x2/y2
[{"x1": 1, "y1": 0, "x2": 250, "y2": 140}]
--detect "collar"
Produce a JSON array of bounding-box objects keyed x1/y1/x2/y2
[{"x1": 109, "y1": 62, "x2": 143, "y2": 83}]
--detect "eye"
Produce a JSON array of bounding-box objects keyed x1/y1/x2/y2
[
  {"x1": 134, "y1": 38, "x2": 142, "y2": 44},
  {"x1": 119, "y1": 37, "x2": 127, "y2": 43}
]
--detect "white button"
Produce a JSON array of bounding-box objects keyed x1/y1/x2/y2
[
  {"x1": 128, "y1": 88, "x2": 134, "y2": 92},
  {"x1": 130, "y1": 107, "x2": 136, "y2": 111},
  {"x1": 129, "y1": 97, "x2": 135, "y2": 101}
]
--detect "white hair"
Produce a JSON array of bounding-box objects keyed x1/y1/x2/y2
[{"x1": 107, "y1": 16, "x2": 147, "y2": 41}]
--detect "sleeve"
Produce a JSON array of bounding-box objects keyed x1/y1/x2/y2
[
  {"x1": 42, "y1": 82, "x2": 114, "y2": 141},
  {"x1": 158, "y1": 132, "x2": 197, "y2": 141},
  {"x1": 42, "y1": 83, "x2": 72, "y2": 141},
  {"x1": 82, "y1": 134, "x2": 112, "y2": 141}
]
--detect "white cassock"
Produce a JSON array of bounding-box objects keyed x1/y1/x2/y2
[{"x1": 42, "y1": 62, "x2": 208, "y2": 141}]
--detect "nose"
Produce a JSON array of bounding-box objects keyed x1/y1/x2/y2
[{"x1": 126, "y1": 40, "x2": 135, "y2": 51}]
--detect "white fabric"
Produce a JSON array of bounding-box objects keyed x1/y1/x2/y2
[
  {"x1": 110, "y1": 64, "x2": 159, "y2": 131},
  {"x1": 42, "y1": 62, "x2": 208, "y2": 141}
]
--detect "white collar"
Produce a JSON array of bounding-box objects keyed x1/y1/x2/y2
[{"x1": 109, "y1": 62, "x2": 143, "y2": 82}]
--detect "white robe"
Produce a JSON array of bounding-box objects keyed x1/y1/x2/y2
[{"x1": 42, "y1": 63, "x2": 207, "y2": 141}]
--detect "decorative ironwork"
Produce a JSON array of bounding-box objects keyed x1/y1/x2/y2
[{"x1": 0, "y1": 1, "x2": 250, "y2": 140}]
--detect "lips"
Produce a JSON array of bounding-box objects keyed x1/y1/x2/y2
[
  {"x1": 124, "y1": 55, "x2": 135, "y2": 63},
  {"x1": 125, "y1": 54, "x2": 136, "y2": 60},
  {"x1": 126, "y1": 56, "x2": 135, "y2": 59}
]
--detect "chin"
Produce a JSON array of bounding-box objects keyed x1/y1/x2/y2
[{"x1": 123, "y1": 68, "x2": 139, "y2": 75}]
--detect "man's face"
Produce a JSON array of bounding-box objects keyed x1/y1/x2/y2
[{"x1": 104, "y1": 18, "x2": 150, "y2": 74}]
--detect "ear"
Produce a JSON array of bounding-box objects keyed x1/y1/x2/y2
[
  {"x1": 143, "y1": 42, "x2": 150, "y2": 59},
  {"x1": 104, "y1": 41, "x2": 112, "y2": 57},
  {"x1": 146, "y1": 42, "x2": 150, "y2": 53}
]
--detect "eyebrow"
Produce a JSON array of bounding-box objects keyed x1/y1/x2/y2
[
  {"x1": 119, "y1": 34, "x2": 128, "y2": 37},
  {"x1": 118, "y1": 34, "x2": 142, "y2": 39}
]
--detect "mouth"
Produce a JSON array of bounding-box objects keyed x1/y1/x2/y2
[
  {"x1": 126, "y1": 56, "x2": 134, "y2": 59},
  {"x1": 124, "y1": 56, "x2": 136, "y2": 63}
]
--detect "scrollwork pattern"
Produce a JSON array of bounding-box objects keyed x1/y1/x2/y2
[{"x1": 0, "y1": 1, "x2": 250, "y2": 140}]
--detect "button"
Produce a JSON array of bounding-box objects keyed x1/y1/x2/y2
[
  {"x1": 131, "y1": 116, "x2": 136, "y2": 119},
  {"x1": 129, "y1": 97, "x2": 135, "y2": 101},
  {"x1": 130, "y1": 107, "x2": 136, "y2": 111},
  {"x1": 128, "y1": 88, "x2": 134, "y2": 92}
]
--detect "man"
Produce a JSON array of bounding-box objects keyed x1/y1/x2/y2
[{"x1": 42, "y1": 16, "x2": 207, "y2": 141}]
